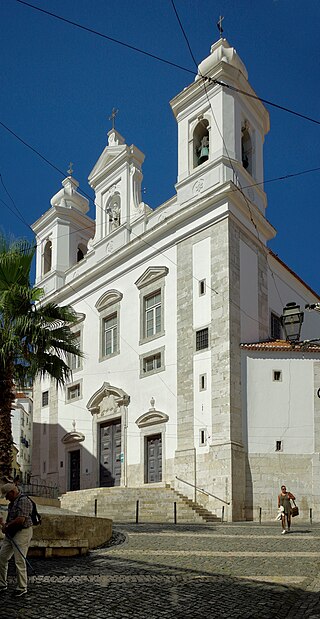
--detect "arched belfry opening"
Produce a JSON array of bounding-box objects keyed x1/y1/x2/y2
[
  {"x1": 77, "y1": 242, "x2": 87, "y2": 263},
  {"x1": 43, "y1": 239, "x2": 52, "y2": 275},
  {"x1": 193, "y1": 119, "x2": 210, "y2": 168},
  {"x1": 241, "y1": 123, "x2": 253, "y2": 175}
]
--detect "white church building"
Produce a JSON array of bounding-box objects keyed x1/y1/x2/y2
[{"x1": 31, "y1": 37, "x2": 320, "y2": 521}]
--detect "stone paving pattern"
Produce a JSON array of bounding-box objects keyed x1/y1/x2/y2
[{"x1": 2, "y1": 522, "x2": 320, "y2": 618}]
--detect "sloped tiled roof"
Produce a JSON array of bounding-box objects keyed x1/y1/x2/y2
[{"x1": 241, "y1": 339, "x2": 320, "y2": 353}]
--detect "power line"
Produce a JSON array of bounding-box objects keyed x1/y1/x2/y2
[
  {"x1": 15, "y1": 0, "x2": 195, "y2": 77},
  {"x1": 14, "y1": 0, "x2": 320, "y2": 127}
]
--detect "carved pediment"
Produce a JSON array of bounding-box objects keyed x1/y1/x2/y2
[
  {"x1": 95, "y1": 290, "x2": 123, "y2": 312},
  {"x1": 61, "y1": 431, "x2": 85, "y2": 445},
  {"x1": 88, "y1": 143, "x2": 127, "y2": 188},
  {"x1": 136, "y1": 411, "x2": 169, "y2": 428},
  {"x1": 135, "y1": 266, "x2": 169, "y2": 290},
  {"x1": 87, "y1": 382, "x2": 130, "y2": 415}
]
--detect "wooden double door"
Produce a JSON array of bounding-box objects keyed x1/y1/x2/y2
[
  {"x1": 146, "y1": 434, "x2": 162, "y2": 483},
  {"x1": 100, "y1": 419, "x2": 121, "y2": 487}
]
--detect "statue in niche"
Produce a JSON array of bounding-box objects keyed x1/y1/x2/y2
[{"x1": 109, "y1": 198, "x2": 121, "y2": 230}]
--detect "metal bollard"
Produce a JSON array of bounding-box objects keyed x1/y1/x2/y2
[
  {"x1": 174, "y1": 501, "x2": 177, "y2": 524},
  {"x1": 259, "y1": 507, "x2": 262, "y2": 524},
  {"x1": 221, "y1": 506, "x2": 224, "y2": 523},
  {"x1": 94, "y1": 499, "x2": 98, "y2": 517},
  {"x1": 136, "y1": 500, "x2": 139, "y2": 524}
]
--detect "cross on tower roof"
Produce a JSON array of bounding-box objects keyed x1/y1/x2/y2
[
  {"x1": 109, "y1": 107, "x2": 119, "y2": 130},
  {"x1": 67, "y1": 162, "x2": 74, "y2": 176},
  {"x1": 217, "y1": 15, "x2": 224, "y2": 37}
]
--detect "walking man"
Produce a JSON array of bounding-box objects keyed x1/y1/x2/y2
[
  {"x1": 278, "y1": 484, "x2": 295, "y2": 534},
  {"x1": 0, "y1": 482, "x2": 33, "y2": 596}
]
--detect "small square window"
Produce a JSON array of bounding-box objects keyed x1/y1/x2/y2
[
  {"x1": 199, "y1": 429, "x2": 207, "y2": 446},
  {"x1": 273, "y1": 370, "x2": 282, "y2": 382},
  {"x1": 144, "y1": 353, "x2": 162, "y2": 373},
  {"x1": 276, "y1": 440, "x2": 282, "y2": 452},
  {"x1": 199, "y1": 279, "x2": 206, "y2": 296},
  {"x1": 42, "y1": 391, "x2": 49, "y2": 407},
  {"x1": 66, "y1": 383, "x2": 81, "y2": 402},
  {"x1": 140, "y1": 347, "x2": 165, "y2": 378},
  {"x1": 199, "y1": 374, "x2": 207, "y2": 391},
  {"x1": 196, "y1": 328, "x2": 209, "y2": 351}
]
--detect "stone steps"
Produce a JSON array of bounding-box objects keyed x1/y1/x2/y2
[{"x1": 60, "y1": 486, "x2": 220, "y2": 524}]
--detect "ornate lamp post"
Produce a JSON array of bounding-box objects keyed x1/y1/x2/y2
[{"x1": 281, "y1": 302, "x2": 304, "y2": 342}]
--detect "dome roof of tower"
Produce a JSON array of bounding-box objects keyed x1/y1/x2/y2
[{"x1": 196, "y1": 38, "x2": 248, "y2": 82}]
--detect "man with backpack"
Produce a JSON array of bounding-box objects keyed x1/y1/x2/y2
[{"x1": 0, "y1": 482, "x2": 33, "y2": 597}]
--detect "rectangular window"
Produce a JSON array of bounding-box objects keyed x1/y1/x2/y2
[
  {"x1": 196, "y1": 328, "x2": 209, "y2": 351},
  {"x1": 199, "y1": 374, "x2": 207, "y2": 391},
  {"x1": 67, "y1": 383, "x2": 81, "y2": 401},
  {"x1": 273, "y1": 370, "x2": 282, "y2": 382},
  {"x1": 144, "y1": 353, "x2": 162, "y2": 374},
  {"x1": 103, "y1": 313, "x2": 118, "y2": 356},
  {"x1": 271, "y1": 312, "x2": 281, "y2": 340},
  {"x1": 42, "y1": 391, "x2": 49, "y2": 407},
  {"x1": 145, "y1": 291, "x2": 161, "y2": 338},
  {"x1": 199, "y1": 279, "x2": 206, "y2": 296},
  {"x1": 43, "y1": 461, "x2": 46, "y2": 473},
  {"x1": 70, "y1": 331, "x2": 81, "y2": 370},
  {"x1": 276, "y1": 440, "x2": 282, "y2": 452},
  {"x1": 199, "y1": 429, "x2": 207, "y2": 446}
]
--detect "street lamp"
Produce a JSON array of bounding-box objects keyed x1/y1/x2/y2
[{"x1": 281, "y1": 302, "x2": 304, "y2": 343}]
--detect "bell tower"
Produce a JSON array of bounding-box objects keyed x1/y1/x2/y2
[
  {"x1": 32, "y1": 168, "x2": 94, "y2": 294},
  {"x1": 170, "y1": 38, "x2": 270, "y2": 223}
]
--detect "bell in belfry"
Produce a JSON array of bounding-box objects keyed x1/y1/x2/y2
[{"x1": 197, "y1": 135, "x2": 209, "y2": 165}]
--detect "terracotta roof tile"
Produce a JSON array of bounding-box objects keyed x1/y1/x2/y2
[{"x1": 241, "y1": 339, "x2": 320, "y2": 353}]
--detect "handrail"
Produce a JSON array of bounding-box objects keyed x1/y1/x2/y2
[{"x1": 175, "y1": 476, "x2": 230, "y2": 505}]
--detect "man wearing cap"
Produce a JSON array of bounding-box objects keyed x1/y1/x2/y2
[{"x1": 0, "y1": 482, "x2": 33, "y2": 597}]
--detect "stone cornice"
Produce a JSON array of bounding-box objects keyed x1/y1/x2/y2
[{"x1": 170, "y1": 62, "x2": 269, "y2": 135}]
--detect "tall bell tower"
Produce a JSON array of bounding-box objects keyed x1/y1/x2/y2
[{"x1": 171, "y1": 37, "x2": 270, "y2": 227}]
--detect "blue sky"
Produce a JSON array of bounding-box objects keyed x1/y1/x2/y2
[{"x1": 0, "y1": 0, "x2": 319, "y2": 293}]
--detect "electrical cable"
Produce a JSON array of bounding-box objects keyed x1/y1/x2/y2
[{"x1": 14, "y1": 0, "x2": 320, "y2": 127}]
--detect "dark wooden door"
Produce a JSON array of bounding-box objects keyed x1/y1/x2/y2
[
  {"x1": 69, "y1": 449, "x2": 80, "y2": 491},
  {"x1": 100, "y1": 420, "x2": 121, "y2": 487},
  {"x1": 146, "y1": 434, "x2": 162, "y2": 483}
]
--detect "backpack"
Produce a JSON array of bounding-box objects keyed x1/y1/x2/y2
[{"x1": 18, "y1": 494, "x2": 42, "y2": 526}]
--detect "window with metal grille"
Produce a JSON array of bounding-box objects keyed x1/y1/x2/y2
[
  {"x1": 42, "y1": 391, "x2": 49, "y2": 407},
  {"x1": 271, "y1": 312, "x2": 281, "y2": 340},
  {"x1": 276, "y1": 440, "x2": 282, "y2": 452},
  {"x1": 145, "y1": 291, "x2": 161, "y2": 338},
  {"x1": 196, "y1": 328, "x2": 209, "y2": 351},
  {"x1": 103, "y1": 313, "x2": 118, "y2": 356}
]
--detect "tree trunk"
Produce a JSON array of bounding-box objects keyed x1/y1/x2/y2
[{"x1": 0, "y1": 362, "x2": 15, "y2": 479}]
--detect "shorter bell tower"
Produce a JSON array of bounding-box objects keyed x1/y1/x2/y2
[{"x1": 32, "y1": 168, "x2": 94, "y2": 295}]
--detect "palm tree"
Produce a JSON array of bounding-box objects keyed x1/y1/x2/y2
[{"x1": 0, "y1": 236, "x2": 82, "y2": 478}]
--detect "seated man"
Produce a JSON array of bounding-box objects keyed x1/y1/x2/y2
[{"x1": 0, "y1": 482, "x2": 33, "y2": 597}]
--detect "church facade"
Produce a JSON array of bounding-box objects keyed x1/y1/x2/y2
[{"x1": 31, "y1": 38, "x2": 320, "y2": 521}]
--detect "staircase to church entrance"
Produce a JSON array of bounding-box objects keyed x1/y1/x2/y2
[{"x1": 60, "y1": 486, "x2": 220, "y2": 524}]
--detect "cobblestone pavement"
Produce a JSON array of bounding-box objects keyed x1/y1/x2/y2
[{"x1": 2, "y1": 522, "x2": 320, "y2": 618}]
